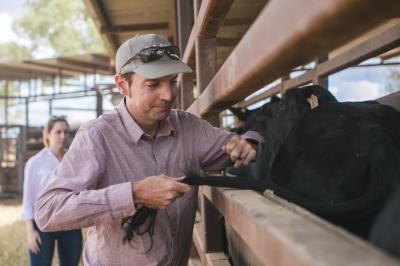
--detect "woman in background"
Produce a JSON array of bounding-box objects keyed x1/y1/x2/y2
[{"x1": 22, "y1": 116, "x2": 82, "y2": 266}]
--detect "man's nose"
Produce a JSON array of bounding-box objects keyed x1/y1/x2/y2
[{"x1": 159, "y1": 82, "x2": 173, "y2": 102}]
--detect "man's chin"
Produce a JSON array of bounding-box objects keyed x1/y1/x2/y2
[{"x1": 153, "y1": 109, "x2": 171, "y2": 120}]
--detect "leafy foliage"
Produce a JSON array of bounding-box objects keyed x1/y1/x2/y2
[
  {"x1": 0, "y1": 42, "x2": 32, "y2": 63},
  {"x1": 4, "y1": 0, "x2": 106, "y2": 60}
]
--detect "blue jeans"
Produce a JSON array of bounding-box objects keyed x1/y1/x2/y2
[{"x1": 29, "y1": 222, "x2": 82, "y2": 266}]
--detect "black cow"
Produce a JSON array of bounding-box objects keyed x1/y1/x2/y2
[
  {"x1": 123, "y1": 85, "x2": 400, "y2": 253},
  {"x1": 234, "y1": 85, "x2": 400, "y2": 238},
  {"x1": 225, "y1": 95, "x2": 281, "y2": 178},
  {"x1": 369, "y1": 181, "x2": 400, "y2": 258},
  {"x1": 229, "y1": 95, "x2": 281, "y2": 134}
]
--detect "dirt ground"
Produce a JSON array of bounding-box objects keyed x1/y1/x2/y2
[{"x1": 0, "y1": 197, "x2": 84, "y2": 266}]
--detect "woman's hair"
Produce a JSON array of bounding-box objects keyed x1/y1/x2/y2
[{"x1": 43, "y1": 116, "x2": 69, "y2": 147}]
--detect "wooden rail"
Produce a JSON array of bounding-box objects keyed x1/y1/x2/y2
[
  {"x1": 174, "y1": 0, "x2": 400, "y2": 265},
  {"x1": 197, "y1": 187, "x2": 400, "y2": 266},
  {"x1": 236, "y1": 22, "x2": 400, "y2": 108},
  {"x1": 186, "y1": 0, "x2": 400, "y2": 118}
]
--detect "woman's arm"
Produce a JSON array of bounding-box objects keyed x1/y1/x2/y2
[{"x1": 25, "y1": 219, "x2": 41, "y2": 254}]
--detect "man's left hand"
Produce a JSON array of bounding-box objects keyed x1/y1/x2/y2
[{"x1": 222, "y1": 135, "x2": 257, "y2": 168}]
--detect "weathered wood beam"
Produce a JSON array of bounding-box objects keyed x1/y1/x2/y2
[
  {"x1": 182, "y1": 26, "x2": 196, "y2": 68},
  {"x1": 168, "y1": 0, "x2": 176, "y2": 44},
  {"x1": 180, "y1": 75, "x2": 194, "y2": 110},
  {"x1": 56, "y1": 58, "x2": 110, "y2": 72},
  {"x1": 223, "y1": 17, "x2": 254, "y2": 26},
  {"x1": 100, "y1": 22, "x2": 169, "y2": 33},
  {"x1": 176, "y1": 0, "x2": 194, "y2": 109},
  {"x1": 187, "y1": 0, "x2": 400, "y2": 118},
  {"x1": 216, "y1": 37, "x2": 240, "y2": 47},
  {"x1": 177, "y1": 0, "x2": 194, "y2": 59},
  {"x1": 182, "y1": 0, "x2": 233, "y2": 70},
  {"x1": 317, "y1": 23, "x2": 400, "y2": 76},
  {"x1": 195, "y1": 0, "x2": 233, "y2": 94},
  {"x1": 192, "y1": 220, "x2": 230, "y2": 266},
  {"x1": 0, "y1": 65, "x2": 57, "y2": 79},
  {"x1": 83, "y1": 0, "x2": 118, "y2": 53},
  {"x1": 23, "y1": 61, "x2": 84, "y2": 75},
  {"x1": 236, "y1": 22, "x2": 400, "y2": 108},
  {"x1": 196, "y1": 0, "x2": 233, "y2": 39},
  {"x1": 201, "y1": 187, "x2": 400, "y2": 266}
]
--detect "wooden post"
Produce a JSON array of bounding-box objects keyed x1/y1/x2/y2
[
  {"x1": 52, "y1": 75, "x2": 56, "y2": 97},
  {"x1": 96, "y1": 88, "x2": 103, "y2": 117},
  {"x1": 201, "y1": 194, "x2": 226, "y2": 253},
  {"x1": 194, "y1": 0, "x2": 218, "y2": 94},
  {"x1": 5, "y1": 81, "x2": 8, "y2": 126},
  {"x1": 314, "y1": 54, "x2": 329, "y2": 88},
  {"x1": 49, "y1": 99, "x2": 53, "y2": 116},
  {"x1": 180, "y1": 75, "x2": 194, "y2": 110},
  {"x1": 176, "y1": 0, "x2": 194, "y2": 109},
  {"x1": 25, "y1": 98, "x2": 29, "y2": 128}
]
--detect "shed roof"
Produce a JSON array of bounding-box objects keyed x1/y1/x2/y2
[
  {"x1": 83, "y1": 0, "x2": 268, "y2": 67},
  {"x1": 0, "y1": 53, "x2": 112, "y2": 81}
]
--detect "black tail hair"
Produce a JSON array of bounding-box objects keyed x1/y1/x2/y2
[{"x1": 121, "y1": 173, "x2": 268, "y2": 249}]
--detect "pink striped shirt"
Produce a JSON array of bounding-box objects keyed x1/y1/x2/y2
[{"x1": 35, "y1": 100, "x2": 262, "y2": 266}]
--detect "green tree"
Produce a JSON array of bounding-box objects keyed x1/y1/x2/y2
[
  {"x1": 0, "y1": 0, "x2": 107, "y2": 124},
  {"x1": 13, "y1": 0, "x2": 106, "y2": 57},
  {"x1": 0, "y1": 42, "x2": 32, "y2": 63}
]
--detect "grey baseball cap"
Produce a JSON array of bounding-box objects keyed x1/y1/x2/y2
[{"x1": 115, "y1": 34, "x2": 192, "y2": 79}]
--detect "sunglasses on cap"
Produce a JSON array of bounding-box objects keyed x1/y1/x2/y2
[{"x1": 119, "y1": 45, "x2": 180, "y2": 74}]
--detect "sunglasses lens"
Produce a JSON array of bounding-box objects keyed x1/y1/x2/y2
[
  {"x1": 139, "y1": 47, "x2": 164, "y2": 62},
  {"x1": 165, "y1": 46, "x2": 180, "y2": 60},
  {"x1": 120, "y1": 45, "x2": 182, "y2": 72}
]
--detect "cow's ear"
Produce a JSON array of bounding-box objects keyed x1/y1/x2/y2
[
  {"x1": 307, "y1": 94, "x2": 319, "y2": 109},
  {"x1": 229, "y1": 107, "x2": 247, "y2": 121}
]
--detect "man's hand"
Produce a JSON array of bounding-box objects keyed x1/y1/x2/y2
[
  {"x1": 222, "y1": 135, "x2": 257, "y2": 168},
  {"x1": 132, "y1": 175, "x2": 191, "y2": 209}
]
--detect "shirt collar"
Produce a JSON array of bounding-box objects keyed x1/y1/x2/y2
[
  {"x1": 116, "y1": 98, "x2": 175, "y2": 144},
  {"x1": 43, "y1": 148, "x2": 61, "y2": 163},
  {"x1": 158, "y1": 115, "x2": 175, "y2": 137}
]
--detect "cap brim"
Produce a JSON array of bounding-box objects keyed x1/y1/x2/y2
[{"x1": 134, "y1": 58, "x2": 192, "y2": 79}]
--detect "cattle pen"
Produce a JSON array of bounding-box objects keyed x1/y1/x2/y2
[
  {"x1": 1, "y1": 0, "x2": 400, "y2": 265},
  {"x1": 84, "y1": 0, "x2": 400, "y2": 264}
]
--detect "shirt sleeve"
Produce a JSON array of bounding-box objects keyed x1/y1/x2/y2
[
  {"x1": 22, "y1": 159, "x2": 38, "y2": 220},
  {"x1": 34, "y1": 128, "x2": 136, "y2": 232},
  {"x1": 191, "y1": 115, "x2": 264, "y2": 171}
]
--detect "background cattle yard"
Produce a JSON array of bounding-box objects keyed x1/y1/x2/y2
[
  {"x1": 1, "y1": 0, "x2": 400, "y2": 266},
  {"x1": 0, "y1": 197, "x2": 85, "y2": 265}
]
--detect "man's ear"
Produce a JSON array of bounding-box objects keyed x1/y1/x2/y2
[{"x1": 115, "y1": 74, "x2": 129, "y2": 96}]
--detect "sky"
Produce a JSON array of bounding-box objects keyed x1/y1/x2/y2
[
  {"x1": 0, "y1": 1, "x2": 399, "y2": 127},
  {"x1": 0, "y1": 0, "x2": 27, "y2": 43}
]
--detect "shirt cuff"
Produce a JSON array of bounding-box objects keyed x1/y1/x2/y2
[
  {"x1": 241, "y1": 130, "x2": 264, "y2": 156},
  {"x1": 22, "y1": 210, "x2": 34, "y2": 220},
  {"x1": 107, "y1": 181, "x2": 137, "y2": 220}
]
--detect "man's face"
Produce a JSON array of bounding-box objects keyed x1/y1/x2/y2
[{"x1": 117, "y1": 72, "x2": 179, "y2": 127}]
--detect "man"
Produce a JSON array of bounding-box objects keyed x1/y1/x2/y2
[{"x1": 35, "y1": 34, "x2": 262, "y2": 265}]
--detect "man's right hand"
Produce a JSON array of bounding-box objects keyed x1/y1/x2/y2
[
  {"x1": 27, "y1": 229, "x2": 42, "y2": 254},
  {"x1": 132, "y1": 174, "x2": 191, "y2": 209}
]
